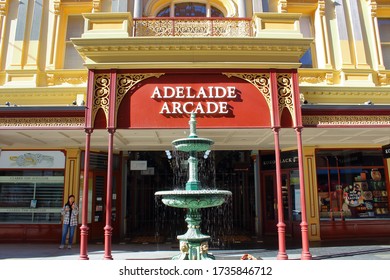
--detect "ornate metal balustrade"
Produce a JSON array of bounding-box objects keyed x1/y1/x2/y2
[{"x1": 134, "y1": 17, "x2": 253, "y2": 37}]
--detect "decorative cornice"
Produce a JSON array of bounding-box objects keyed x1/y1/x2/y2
[
  {"x1": 46, "y1": 71, "x2": 88, "y2": 86},
  {"x1": 72, "y1": 37, "x2": 312, "y2": 67},
  {"x1": 299, "y1": 74, "x2": 328, "y2": 84},
  {"x1": 300, "y1": 88, "x2": 390, "y2": 96},
  {"x1": 0, "y1": 89, "x2": 86, "y2": 107},
  {"x1": 0, "y1": 117, "x2": 85, "y2": 128},
  {"x1": 370, "y1": 0, "x2": 377, "y2": 17},
  {"x1": 0, "y1": 0, "x2": 8, "y2": 17},
  {"x1": 303, "y1": 115, "x2": 390, "y2": 126},
  {"x1": 76, "y1": 42, "x2": 309, "y2": 54}
]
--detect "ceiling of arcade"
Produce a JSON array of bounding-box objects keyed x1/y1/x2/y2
[{"x1": 0, "y1": 126, "x2": 390, "y2": 152}]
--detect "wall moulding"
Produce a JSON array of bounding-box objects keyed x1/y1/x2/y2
[
  {"x1": 0, "y1": 89, "x2": 85, "y2": 106},
  {"x1": 0, "y1": 117, "x2": 85, "y2": 128},
  {"x1": 303, "y1": 115, "x2": 390, "y2": 127},
  {"x1": 299, "y1": 87, "x2": 390, "y2": 105},
  {"x1": 46, "y1": 70, "x2": 88, "y2": 86}
]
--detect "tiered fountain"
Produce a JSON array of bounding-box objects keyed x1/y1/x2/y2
[{"x1": 155, "y1": 113, "x2": 232, "y2": 260}]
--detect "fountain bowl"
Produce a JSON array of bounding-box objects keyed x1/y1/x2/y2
[
  {"x1": 155, "y1": 189, "x2": 232, "y2": 209},
  {"x1": 172, "y1": 137, "x2": 214, "y2": 152}
]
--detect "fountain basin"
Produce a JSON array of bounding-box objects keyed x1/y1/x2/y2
[
  {"x1": 155, "y1": 190, "x2": 231, "y2": 209},
  {"x1": 172, "y1": 138, "x2": 214, "y2": 152}
]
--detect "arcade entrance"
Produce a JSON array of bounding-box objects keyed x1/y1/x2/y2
[{"x1": 125, "y1": 150, "x2": 256, "y2": 246}]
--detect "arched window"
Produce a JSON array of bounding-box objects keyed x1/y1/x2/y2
[
  {"x1": 156, "y1": 2, "x2": 224, "y2": 17},
  {"x1": 175, "y1": 2, "x2": 206, "y2": 17},
  {"x1": 156, "y1": 6, "x2": 170, "y2": 17}
]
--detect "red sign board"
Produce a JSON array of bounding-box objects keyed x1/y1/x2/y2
[{"x1": 117, "y1": 73, "x2": 271, "y2": 129}]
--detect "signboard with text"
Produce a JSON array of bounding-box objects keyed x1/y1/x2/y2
[
  {"x1": 116, "y1": 73, "x2": 271, "y2": 129},
  {"x1": 382, "y1": 144, "x2": 390, "y2": 159}
]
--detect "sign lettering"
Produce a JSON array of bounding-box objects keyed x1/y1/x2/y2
[{"x1": 151, "y1": 86, "x2": 238, "y2": 115}]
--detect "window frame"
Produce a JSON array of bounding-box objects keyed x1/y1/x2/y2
[
  {"x1": 377, "y1": 18, "x2": 390, "y2": 69},
  {"x1": 55, "y1": 3, "x2": 91, "y2": 69},
  {"x1": 151, "y1": 1, "x2": 227, "y2": 18}
]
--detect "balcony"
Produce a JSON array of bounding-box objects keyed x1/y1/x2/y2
[
  {"x1": 133, "y1": 17, "x2": 253, "y2": 37},
  {"x1": 73, "y1": 12, "x2": 311, "y2": 68},
  {"x1": 80, "y1": 12, "x2": 303, "y2": 39}
]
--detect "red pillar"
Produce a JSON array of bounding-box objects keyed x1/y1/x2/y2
[
  {"x1": 79, "y1": 68, "x2": 95, "y2": 260},
  {"x1": 295, "y1": 127, "x2": 312, "y2": 260},
  {"x1": 79, "y1": 129, "x2": 92, "y2": 260},
  {"x1": 273, "y1": 127, "x2": 288, "y2": 260},
  {"x1": 290, "y1": 71, "x2": 312, "y2": 260},
  {"x1": 103, "y1": 128, "x2": 115, "y2": 260}
]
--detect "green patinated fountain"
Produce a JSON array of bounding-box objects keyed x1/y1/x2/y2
[{"x1": 155, "y1": 113, "x2": 232, "y2": 260}]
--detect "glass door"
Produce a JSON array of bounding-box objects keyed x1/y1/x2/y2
[
  {"x1": 262, "y1": 172, "x2": 292, "y2": 235},
  {"x1": 90, "y1": 173, "x2": 106, "y2": 241}
]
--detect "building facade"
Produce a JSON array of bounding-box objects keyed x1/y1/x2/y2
[{"x1": 0, "y1": 0, "x2": 390, "y2": 259}]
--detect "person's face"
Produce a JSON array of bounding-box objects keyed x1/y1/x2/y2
[{"x1": 69, "y1": 196, "x2": 75, "y2": 204}]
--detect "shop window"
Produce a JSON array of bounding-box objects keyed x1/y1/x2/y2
[
  {"x1": 0, "y1": 171, "x2": 64, "y2": 224},
  {"x1": 63, "y1": 14, "x2": 84, "y2": 69},
  {"x1": 290, "y1": 170, "x2": 301, "y2": 221},
  {"x1": 378, "y1": 18, "x2": 390, "y2": 69},
  {"x1": 316, "y1": 149, "x2": 389, "y2": 220}
]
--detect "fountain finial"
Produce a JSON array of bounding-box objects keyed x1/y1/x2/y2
[{"x1": 188, "y1": 113, "x2": 197, "y2": 138}]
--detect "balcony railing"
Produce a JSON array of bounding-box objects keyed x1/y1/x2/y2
[{"x1": 134, "y1": 17, "x2": 253, "y2": 37}]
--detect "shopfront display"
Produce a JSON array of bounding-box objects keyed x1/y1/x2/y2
[
  {"x1": 260, "y1": 150, "x2": 302, "y2": 236},
  {"x1": 0, "y1": 175, "x2": 64, "y2": 223},
  {"x1": 0, "y1": 151, "x2": 66, "y2": 224},
  {"x1": 0, "y1": 151, "x2": 65, "y2": 241},
  {"x1": 316, "y1": 149, "x2": 389, "y2": 220}
]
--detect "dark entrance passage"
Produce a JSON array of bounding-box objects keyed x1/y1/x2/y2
[{"x1": 125, "y1": 150, "x2": 256, "y2": 246}]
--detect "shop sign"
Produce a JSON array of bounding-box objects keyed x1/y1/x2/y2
[
  {"x1": 150, "y1": 85, "x2": 237, "y2": 116},
  {"x1": 0, "y1": 207, "x2": 62, "y2": 213},
  {"x1": 0, "y1": 176, "x2": 64, "y2": 183},
  {"x1": 0, "y1": 151, "x2": 65, "y2": 169},
  {"x1": 260, "y1": 150, "x2": 299, "y2": 170},
  {"x1": 382, "y1": 144, "x2": 390, "y2": 159},
  {"x1": 130, "y1": 160, "x2": 147, "y2": 170},
  {"x1": 127, "y1": 73, "x2": 271, "y2": 129}
]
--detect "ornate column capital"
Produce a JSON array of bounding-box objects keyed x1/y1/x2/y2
[
  {"x1": 318, "y1": 0, "x2": 326, "y2": 17},
  {"x1": 84, "y1": 128, "x2": 93, "y2": 134},
  {"x1": 93, "y1": 0, "x2": 101, "y2": 12},
  {"x1": 53, "y1": 0, "x2": 60, "y2": 15},
  {"x1": 369, "y1": 0, "x2": 377, "y2": 18},
  {"x1": 278, "y1": 0, "x2": 287, "y2": 13},
  {"x1": 0, "y1": 0, "x2": 9, "y2": 17}
]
